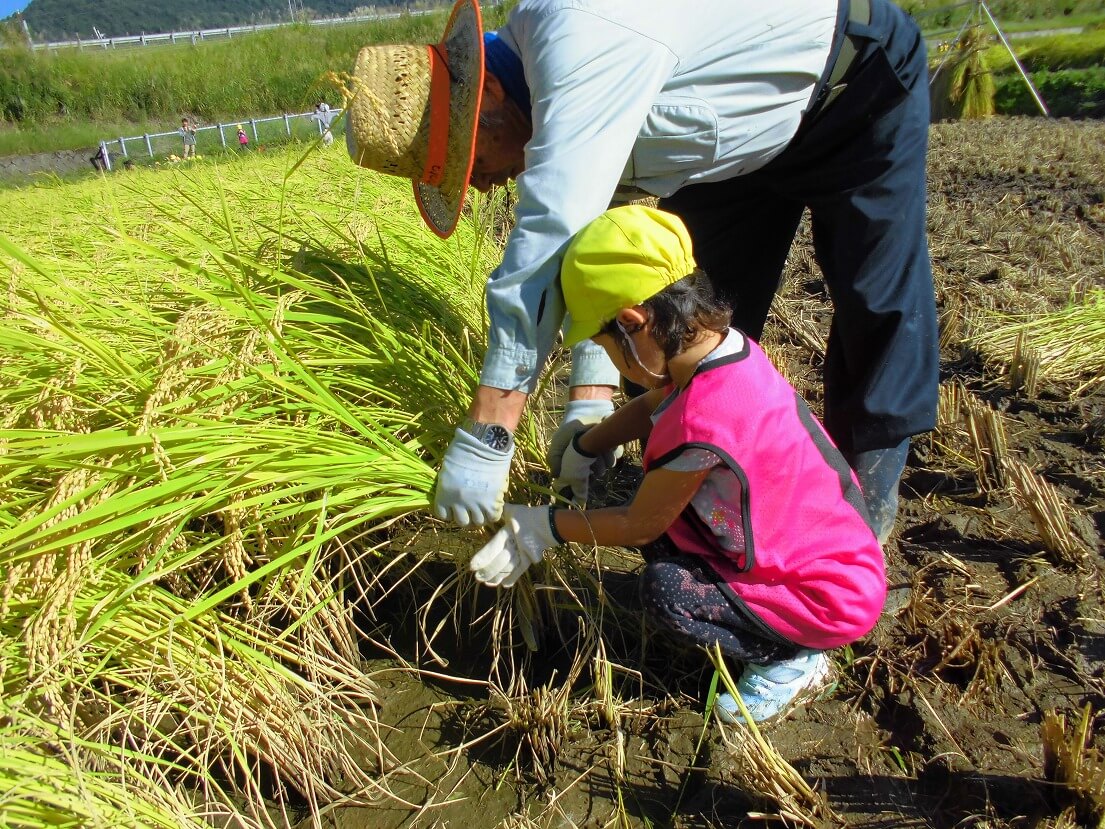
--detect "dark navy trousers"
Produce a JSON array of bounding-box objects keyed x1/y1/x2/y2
[{"x1": 661, "y1": 0, "x2": 938, "y2": 460}]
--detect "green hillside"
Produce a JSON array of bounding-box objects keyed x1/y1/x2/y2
[{"x1": 11, "y1": 0, "x2": 415, "y2": 41}]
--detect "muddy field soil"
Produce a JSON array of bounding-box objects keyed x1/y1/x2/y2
[{"x1": 309, "y1": 118, "x2": 1105, "y2": 829}]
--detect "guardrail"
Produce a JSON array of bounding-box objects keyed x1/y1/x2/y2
[
  {"x1": 31, "y1": 8, "x2": 439, "y2": 52},
  {"x1": 95, "y1": 108, "x2": 343, "y2": 171}
]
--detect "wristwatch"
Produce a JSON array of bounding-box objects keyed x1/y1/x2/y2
[{"x1": 460, "y1": 417, "x2": 514, "y2": 453}]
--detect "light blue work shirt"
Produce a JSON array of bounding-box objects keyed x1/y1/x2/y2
[{"x1": 479, "y1": 0, "x2": 837, "y2": 392}]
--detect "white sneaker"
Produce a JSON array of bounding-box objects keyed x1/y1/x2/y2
[{"x1": 715, "y1": 650, "x2": 832, "y2": 724}]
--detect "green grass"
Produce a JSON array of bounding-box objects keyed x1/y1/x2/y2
[
  {"x1": 998, "y1": 12, "x2": 1105, "y2": 29},
  {"x1": 995, "y1": 66, "x2": 1105, "y2": 116},
  {"x1": 0, "y1": 117, "x2": 178, "y2": 156},
  {"x1": 907, "y1": 0, "x2": 1105, "y2": 29},
  {"x1": 984, "y1": 27, "x2": 1105, "y2": 71},
  {"x1": 0, "y1": 112, "x2": 343, "y2": 157},
  {"x1": 0, "y1": 12, "x2": 447, "y2": 126},
  {"x1": 3, "y1": 1, "x2": 1102, "y2": 160}
]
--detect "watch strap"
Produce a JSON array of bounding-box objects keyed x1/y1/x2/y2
[{"x1": 460, "y1": 417, "x2": 514, "y2": 451}]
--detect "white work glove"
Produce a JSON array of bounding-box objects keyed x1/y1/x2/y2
[
  {"x1": 470, "y1": 504, "x2": 559, "y2": 588},
  {"x1": 433, "y1": 428, "x2": 513, "y2": 526},
  {"x1": 548, "y1": 398, "x2": 619, "y2": 477},
  {"x1": 552, "y1": 431, "x2": 609, "y2": 507}
]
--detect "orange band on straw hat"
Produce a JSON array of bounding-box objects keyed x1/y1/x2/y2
[
  {"x1": 421, "y1": 43, "x2": 451, "y2": 187},
  {"x1": 346, "y1": 0, "x2": 483, "y2": 238}
]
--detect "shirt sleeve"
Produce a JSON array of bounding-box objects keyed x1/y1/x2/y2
[
  {"x1": 479, "y1": 9, "x2": 678, "y2": 392},
  {"x1": 660, "y1": 447, "x2": 722, "y2": 473},
  {"x1": 567, "y1": 339, "x2": 621, "y2": 387}
]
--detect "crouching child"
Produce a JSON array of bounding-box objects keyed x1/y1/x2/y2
[{"x1": 469, "y1": 205, "x2": 886, "y2": 723}]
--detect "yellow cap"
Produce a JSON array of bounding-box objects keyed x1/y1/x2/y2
[{"x1": 561, "y1": 205, "x2": 697, "y2": 347}]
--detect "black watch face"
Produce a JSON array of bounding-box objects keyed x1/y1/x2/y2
[{"x1": 483, "y1": 425, "x2": 512, "y2": 452}]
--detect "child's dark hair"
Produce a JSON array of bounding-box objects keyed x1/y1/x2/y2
[{"x1": 601, "y1": 268, "x2": 731, "y2": 360}]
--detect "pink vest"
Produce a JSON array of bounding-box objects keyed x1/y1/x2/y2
[{"x1": 643, "y1": 338, "x2": 886, "y2": 649}]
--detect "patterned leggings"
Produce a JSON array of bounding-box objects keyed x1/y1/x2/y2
[{"x1": 640, "y1": 554, "x2": 801, "y2": 664}]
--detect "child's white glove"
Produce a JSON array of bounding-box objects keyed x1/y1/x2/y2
[
  {"x1": 470, "y1": 504, "x2": 559, "y2": 588},
  {"x1": 552, "y1": 431, "x2": 611, "y2": 507},
  {"x1": 548, "y1": 399, "x2": 620, "y2": 476}
]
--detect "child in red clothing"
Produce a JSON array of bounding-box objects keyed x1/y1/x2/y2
[{"x1": 470, "y1": 205, "x2": 885, "y2": 723}]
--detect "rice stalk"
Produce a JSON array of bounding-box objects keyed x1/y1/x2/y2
[
  {"x1": 0, "y1": 148, "x2": 513, "y2": 822},
  {"x1": 962, "y1": 393, "x2": 1008, "y2": 491},
  {"x1": 0, "y1": 716, "x2": 216, "y2": 829},
  {"x1": 708, "y1": 645, "x2": 844, "y2": 828},
  {"x1": 3, "y1": 560, "x2": 387, "y2": 808},
  {"x1": 939, "y1": 299, "x2": 965, "y2": 353},
  {"x1": 769, "y1": 296, "x2": 826, "y2": 359},
  {"x1": 1003, "y1": 457, "x2": 1090, "y2": 566},
  {"x1": 1008, "y1": 330, "x2": 1041, "y2": 398},
  {"x1": 1042, "y1": 705, "x2": 1105, "y2": 826},
  {"x1": 969, "y1": 290, "x2": 1105, "y2": 397},
  {"x1": 938, "y1": 380, "x2": 967, "y2": 430},
  {"x1": 932, "y1": 25, "x2": 996, "y2": 121}
]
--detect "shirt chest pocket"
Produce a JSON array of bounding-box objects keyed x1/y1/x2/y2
[{"x1": 623, "y1": 99, "x2": 720, "y2": 184}]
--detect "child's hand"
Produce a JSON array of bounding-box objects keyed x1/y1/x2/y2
[
  {"x1": 548, "y1": 398, "x2": 616, "y2": 475},
  {"x1": 470, "y1": 527, "x2": 527, "y2": 587},
  {"x1": 553, "y1": 431, "x2": 613, "y2": 507},
  {"x1": 470, "y1": 504, "x2": 559, "y2": 587}
]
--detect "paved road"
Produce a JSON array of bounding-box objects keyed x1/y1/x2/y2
[{"x1": 1008, "y1": 26, "x2": 1084, "y2": 37}]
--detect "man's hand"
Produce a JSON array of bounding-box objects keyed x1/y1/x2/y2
[
  {"x1": 470, "y1": 504, "x2": 559, "y2": 587},
  {"x1": 548, "y1": 397, "x2": 619, "y2": 477},
  {"x1": 433, "y1": 428, "x2": 513, "y2": 526}
]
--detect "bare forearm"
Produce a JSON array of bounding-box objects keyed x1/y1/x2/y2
[
  {"x1": 552, "y1": 465, "x2": 710, "y2": 550},
  {"x1": 552, "y1": 505, "x2": 665, "y2": 548},
  {"x1": 577, "y1": 389, "x2": 664, "y2": 455},
  {"x1": 568, "y1": 385, "x2": 615, "y2": 402},
  {"x1": 469, "y1": 385, "x2": 528, "y2": 431}
]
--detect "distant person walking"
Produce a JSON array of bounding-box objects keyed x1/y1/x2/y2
[
  {"x1": 312, "y1": 102, "x2": 334, "y2": 132},
  {"x1": 90, "y1": 144, "x2": 110, "y2": 172},
  {"x1": 237, "y1": 125, "x2": 249, "y2": 150},
  {"x1": 179, "y1": 118, "x2": 197, "y2": 159}
]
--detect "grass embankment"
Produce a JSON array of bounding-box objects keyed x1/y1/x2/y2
[
  {"x1": 905, "y1": 0, "x2": 1105, "y2": 29},
  {"x1": 0, "y1": 10, "x2": 451, "y2": 156},
  {"x1": 0, "y1": 143, "x2": 530, "y2": 824},
  {"x1": 987, "y1": 29, "x2": 1105, "y2": 116}
]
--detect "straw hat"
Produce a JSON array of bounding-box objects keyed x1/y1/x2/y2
[{"x1": 346, "y1": 0, "x2": 484, "y2": 239}]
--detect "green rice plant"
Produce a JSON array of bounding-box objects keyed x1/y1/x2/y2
[
  {"x1": 0, "y1": 712, "x2": 213, "y2": 828},
  {"x1": 968, "y1": 290, "x2": 1105, "y2": 396},
  {"x1": 909, "y1": 0, "x2": 1105, "y2": 30},
  {"x1": 1043, "y1": 704, "x2": 1105, "y2": 826},
  {"x1": 0, "y1": 146, "x2": 521, "y2": 821}
]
